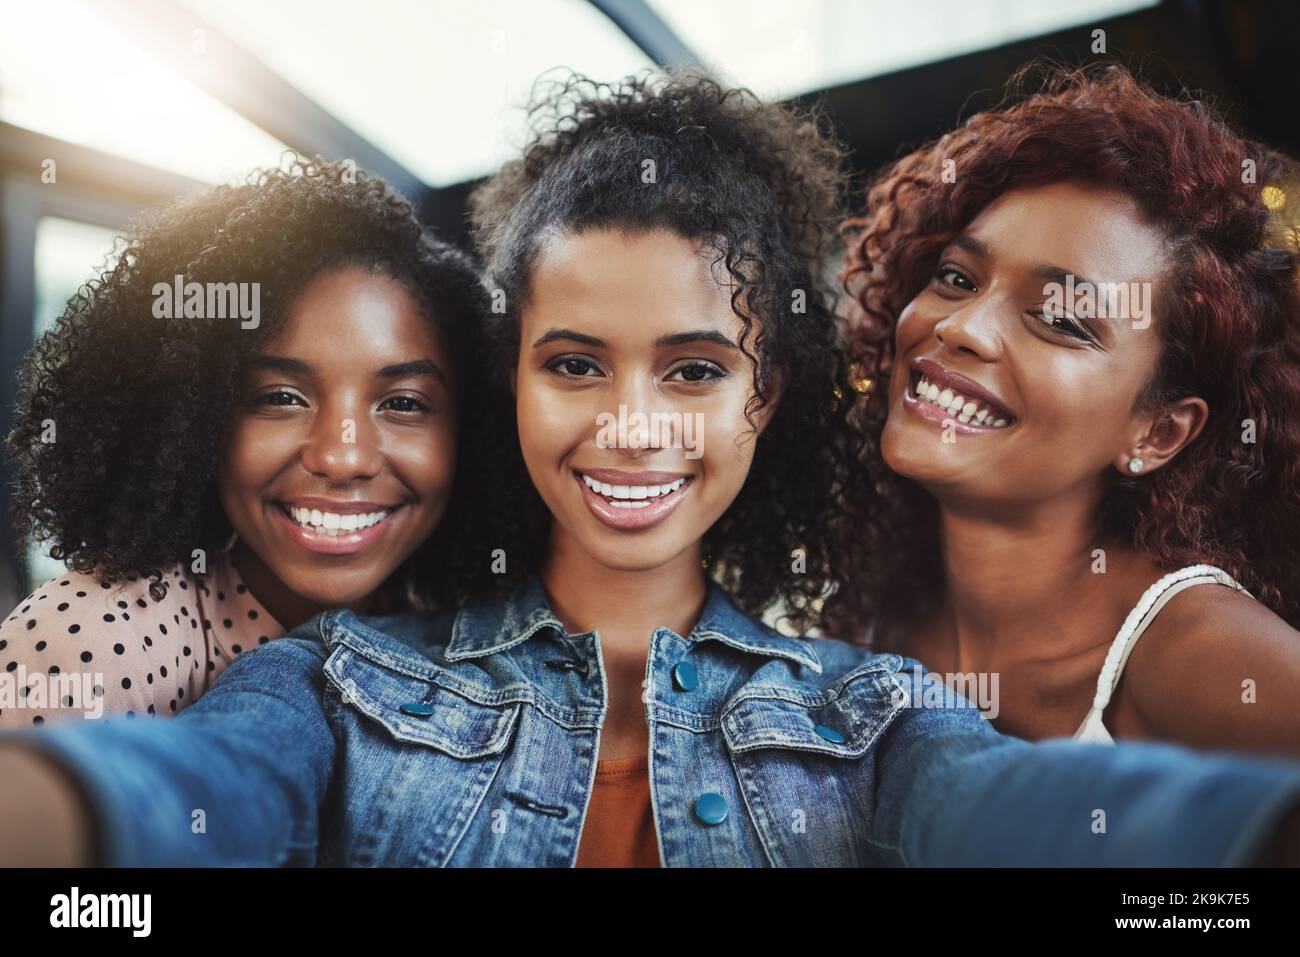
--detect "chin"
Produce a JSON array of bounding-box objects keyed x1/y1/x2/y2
[
  {"x1": 285, "y1": 574, "x2": 385, "y2": 612},
  {"x1": 579, "y1": 534, "x2": 686, "y2": 574}
]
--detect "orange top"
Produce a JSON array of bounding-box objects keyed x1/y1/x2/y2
[{"x1": 576, "y1": 753, "x2": 661, "y2": 867}]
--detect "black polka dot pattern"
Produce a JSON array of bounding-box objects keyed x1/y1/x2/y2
[{"x1": 0, "y1": 555, "x2": 282, "y2": 729}]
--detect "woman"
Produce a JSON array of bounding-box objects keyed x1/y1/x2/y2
[
  {"x1": 0, "y1": 158, "x2": 489, "y2": 726},
  {"x1": 2, "y1": 71, "x2": 1300, "y2": 868},
  {"x1": 840, "y1": 61, "x2": 1300, "y2": 754}
]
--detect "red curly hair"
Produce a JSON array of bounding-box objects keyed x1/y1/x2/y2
[{"x1": 840, "y1": 59, "x2": 1300, "y2": 636}]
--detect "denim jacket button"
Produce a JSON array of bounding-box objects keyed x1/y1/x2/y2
[
  {"x1": 672, "y1": 661, "x2": 699, "y2": 692},
  {"x1": 814, "y1": 724, "x2": 846, "y2": 744},
  {"x1": 694, "y1": 792, "x2": 728, "y2": 825},
  {"x1": 399, "y1": 701, "x2": 435, "y2": 717}
]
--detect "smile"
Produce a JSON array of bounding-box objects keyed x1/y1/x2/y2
[
  {"x1": 578, "y1": 473, "x2": 687, "y2": 507},
  {"x1": 902, "y1": 360, "x2": 1017, "y2": 435},
  {"x1": 573, "y1": 470, "x2": 693, "y2": 531},
  {"x1": 281, "y1": 505, "x2": 393, "y2": 534},
  {"x1": 273, "y1": 501, "x2": 402, "y2": 555}
]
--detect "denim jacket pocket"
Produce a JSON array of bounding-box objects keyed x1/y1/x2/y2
[
  {"x1": 320, "y1": 644, "x2": 522, "y2": 865},
  {"x1": 721, "y1": 663, "x2": 901, "y2": 758},
  {"x1": 324, "y1": 645, "x2": 520, "y2": 758},
  {"x1": 719, "y1": 663, "x2": 903, "y2": 866}
]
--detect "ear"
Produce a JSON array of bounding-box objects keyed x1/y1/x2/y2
[
  {"x1": 1114, "y1": 396, "x2": 1208, "y2": 476},
  {"x1": 752, "y1": 367, "x2": 785, "y2": 436}
]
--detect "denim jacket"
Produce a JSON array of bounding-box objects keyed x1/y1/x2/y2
[{"x1": 11, "y1": 575, "x2": 1300, "y2": 867}]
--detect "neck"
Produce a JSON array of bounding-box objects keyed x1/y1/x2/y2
[
  {"x1": 927, "y1": 485, "x2": 1130, "y2": 666},
  {"x1": 539, "y1": 526, "x2": 709, "y2": 654},
  {"x1": 228, "y1": 541, "x2": 377, "y2": 631}
]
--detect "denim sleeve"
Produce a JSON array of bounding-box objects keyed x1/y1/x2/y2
[
  {"x1": 868, "y1": 663, "x2": 1300, "y2": 866},
  {"x1": 0, "y1": 626, "x2": 336, "y2": 867}
]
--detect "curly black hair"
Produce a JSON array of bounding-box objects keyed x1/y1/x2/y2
[
  {"x1": 7, "y1": 155, "x2": 491, "y2": 609},
  {"x1": 468, "y1": 69, "x2": 875, "y2": 635}
]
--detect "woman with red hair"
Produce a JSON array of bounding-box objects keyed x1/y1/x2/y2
[{"x1": 841, "y1": 61, "x2": 1300, "y2": 755}]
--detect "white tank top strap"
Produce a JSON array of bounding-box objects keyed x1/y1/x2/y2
[{"x1": 1073, "y1": 563, "x2": 1253, "y2": 743}]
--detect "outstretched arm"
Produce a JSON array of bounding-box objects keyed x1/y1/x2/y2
[
  {"x1": 0, "y1": 634, "x2": 336, "y2": 867},
  {"x1": 869, "y1": 667, "x2": 1300, "y2": 866}
]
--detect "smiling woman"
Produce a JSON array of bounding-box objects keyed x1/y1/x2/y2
[
  {"x1": 0, "y1": 158, "x2": 490, "y2": 727},
  {"x1": 841, "y1": 60, "x2": 1300, "y2": 755}
]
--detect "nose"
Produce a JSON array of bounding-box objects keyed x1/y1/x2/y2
[
  {"x1": 299, "y1": 404, "x2": 384, "y2": 482},
  {"x1": 933, "y1": 294, "x2": 1003, "y2": 362},
  {"x1": 608, "y1": 373, "x2": 676, "y2": 453}
]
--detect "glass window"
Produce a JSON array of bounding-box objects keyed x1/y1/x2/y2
[
  {"x1": 0, "y1": 0, "x2": 290, "y2": 183},
  {"x1": 26, "y1": 216, "x2": 123, "y2": 585},
  {"x1": 647, "y1": 0, "x2": 1158, "y2": 99},
  {"x1": 172, "y1": 0, "x2": 655, "y2": 186}
]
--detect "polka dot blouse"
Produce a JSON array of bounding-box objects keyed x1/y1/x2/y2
[{"x1": 0, "y1": 551, "x2": 282, "y2": 728}]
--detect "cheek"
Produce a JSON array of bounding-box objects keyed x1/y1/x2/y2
[
  {"x1": 696, "y1": 387, "x2": 761, "y2": 492},
  {"x1": 388, "y1": 419, "x2": 458, "y2": 505},
  {"x1": 516, "y1": 375, "x2": 586, "y2": 470},
  {"x1": 894, "y1": 298, "x2": 932, "y2": 352},
  {"x1": 218, "y1": 420, "x2": 295, "y2": 505}
]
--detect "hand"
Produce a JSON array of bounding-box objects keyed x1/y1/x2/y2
[{"x1": 0, "y1": 744, "x2": 97, "y2": 866}]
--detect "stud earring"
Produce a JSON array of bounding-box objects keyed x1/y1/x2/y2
[{"x1": 1127, "y1": 457, "x2": 1144, "y2": 474}]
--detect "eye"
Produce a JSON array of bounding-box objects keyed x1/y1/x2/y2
[
  {"x1": 380, "y1": 395, "x2": 430, "y2": 414},
  {"x1": 546, "y1": 355, "x2": 604, "y2": 378},
  {"x1": 253, "y1": 389, "x2": 306, "y2": 408},
  {"x1": 935, "y1": 266, "x2": 977, "y2": 293},
  {"x1": 665, "y1": 361, "x2": 726, "y2": 383},
  {"x1": 1032, "y1": 309, "x2": 1093, "y2": 342}
]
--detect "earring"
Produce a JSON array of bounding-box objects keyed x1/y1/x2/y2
[
  {"x1": 221, "y1": 530, "x2": 238, "y2": 554},
  {"x1": 1127, "y1": 457, "x2": 1144, "y2": 474}
]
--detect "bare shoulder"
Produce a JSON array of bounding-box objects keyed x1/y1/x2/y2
[{"x1": 1119, "y1": 580, "x2": 1300, "y2": 755}]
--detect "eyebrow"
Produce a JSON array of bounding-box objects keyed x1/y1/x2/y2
[
  {"x1": 376, "y1": 359, "x2": 446, "y2": 385},
  {"x1": 247, "y1": 356, "x2": 446, "y2": 384},
  {"x1": 531, "y1": 328, "x2": 738, "y2": 350}
]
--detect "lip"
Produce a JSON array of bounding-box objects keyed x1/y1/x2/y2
[
  {"x1": 902, "y1": 357, "x2": 1017, "y2": 435},
  {"x1": 273, "y1": 501, "x2": 403, "y2": 555},
  {"x1": 280, "y1": 497, "x2": 398, "y2": 514},
  {"x1": 577, "y1": 468, "x2": 690, "y2": 485},
  {"x1": 573, "y1": 469, "x2": 693, "y2": 531}
]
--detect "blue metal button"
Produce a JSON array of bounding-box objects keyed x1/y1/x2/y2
[
  {"x1": 399, "y1": 701, "x2": 434, "y2": 717},
  {"x1": 672, "y1": 660, "x2": 699, "y2": 692},
  {"x1": 814, "y1": 723, "x2": 846, "y2": 743},
  {"x1": 695, "y1": 792, "x2": 728, "y2": 825}
]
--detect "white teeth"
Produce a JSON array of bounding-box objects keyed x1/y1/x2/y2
[
  {"x1": 284, "y1": 506, "x2": 392, "y2": 535},
  {"x1": 913, "y1": 376, "x2": 1012, "y2": 429},
  {"x1": 581, "y1": 474, "x2": 686, "y2": 500}
]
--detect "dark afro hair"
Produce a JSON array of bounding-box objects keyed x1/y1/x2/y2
[
  {"x1": 7, "y1": 155, "x2": 491, "y2": 609},
  {"x1": 468, "y1": 69, "x2": 875, "y2": 635}
]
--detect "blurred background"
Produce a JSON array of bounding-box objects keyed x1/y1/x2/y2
[{"x1": 0, "y1": 0, "x2": 1296, "y2": 605}]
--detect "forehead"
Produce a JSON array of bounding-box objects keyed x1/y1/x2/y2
[
  {"x1": 523, "y1": 228, "x2": 745, "y2": 339},
  {"x1": 962, "y1": 180, "x2": 1169, "y2": 283},
  {"x1": 272, "y1": 267, "x2": 443, "y2": 359}
]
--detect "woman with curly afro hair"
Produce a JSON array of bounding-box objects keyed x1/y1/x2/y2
[
  {"x1": 841, "y1": 60, "x2": 1300, "y2": 755},
  {"x1": 0, "y1": 157, "x2": 489, "y2": 727}
]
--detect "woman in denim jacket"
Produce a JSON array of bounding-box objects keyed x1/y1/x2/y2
[{"x1": 2, "y1": 71, "x2": 1300, "y2": 867}]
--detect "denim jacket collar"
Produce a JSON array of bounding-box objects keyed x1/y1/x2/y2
[{"x1": 445, "y1": 574, "x2": 823, "y2": 674}]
